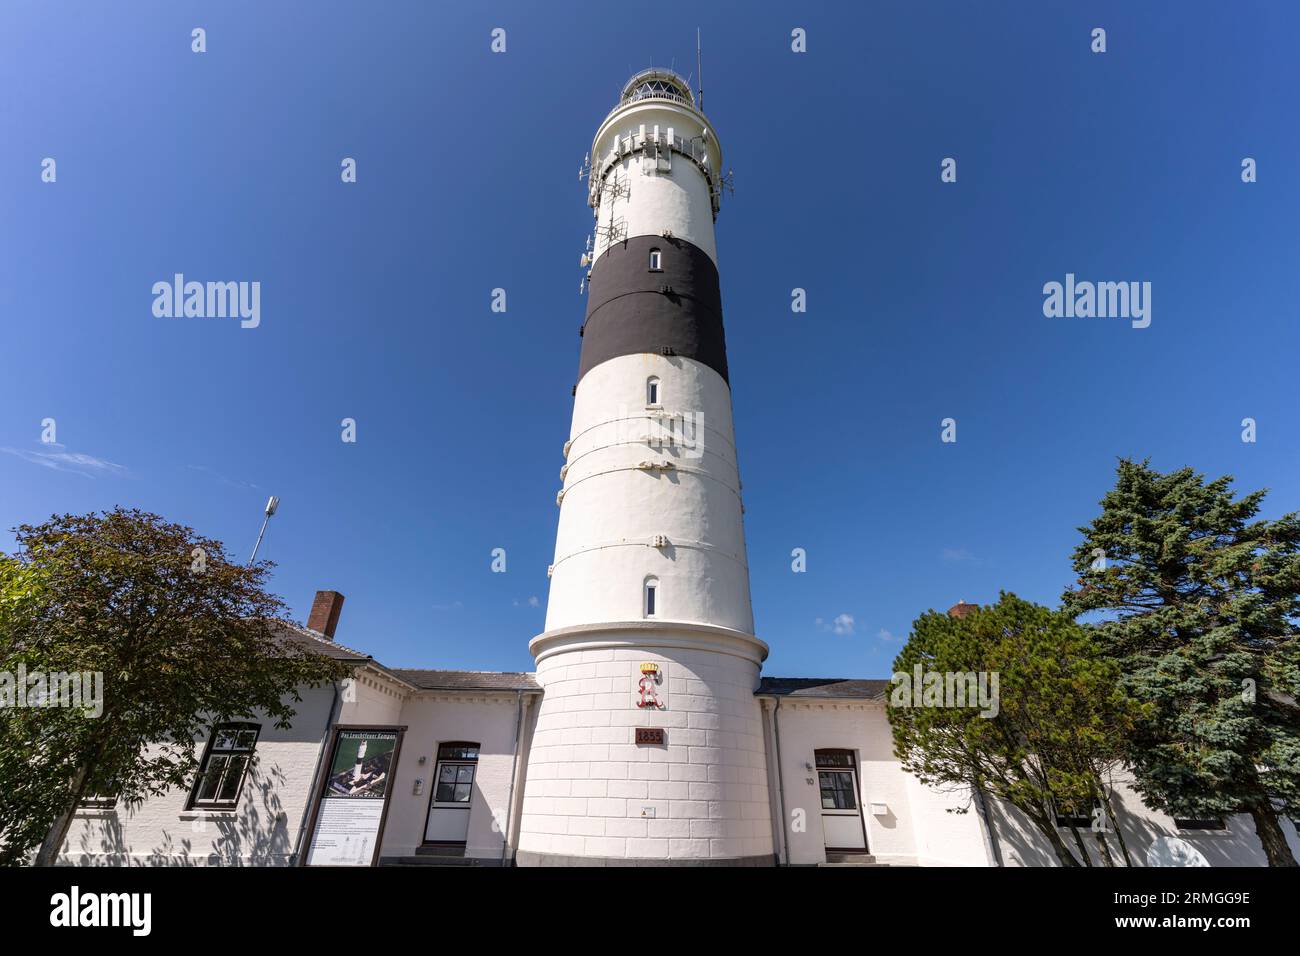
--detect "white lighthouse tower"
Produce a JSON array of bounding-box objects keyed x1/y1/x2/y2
[{"x1": 516, "y1": 69, "x2": 774, "y2": 865}]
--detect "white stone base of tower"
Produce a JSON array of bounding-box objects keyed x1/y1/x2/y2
[{"x1": 515, "y1": 624, "x2": 774, "y2": 866}]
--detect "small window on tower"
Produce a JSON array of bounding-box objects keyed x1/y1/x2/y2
[
  {"x1": 648, "y1": 248, "x2": 662, "y2": 272},
  {"x1": 644, "y1": 578, "x2": 658, "y2": 618},
  {"x1": 646, "y1": 377, "x2": 660, "y2": 406}
]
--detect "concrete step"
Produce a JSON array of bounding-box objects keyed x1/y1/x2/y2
[
  {"x1": 380, "y1": 855, "x2": 479, "y2": 867},
  {"x1": 414, "y1": 844, "x2": 466, "y2": 858},
  {"x1": 820, "y1": 853, "x2": 884, "y2": 866}
]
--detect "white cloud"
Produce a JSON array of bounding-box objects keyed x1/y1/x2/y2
[
  {"x1": 528, "y1": 595, "x2": 541, "y2": 608},
  {"x1": 815, "y1": 613, "x2": 855, "y2": 636},
  {"x1": 186, "y1": 464, "x2": 259, "y2": 490},
  {"x1": 2, "y1": 447, "x2": 127, "y2": 479},
  {"x1": 941, "y1": 547, "x2": 977, "y2": 563}
]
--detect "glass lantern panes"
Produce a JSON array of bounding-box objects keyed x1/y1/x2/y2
[{"x1": 629, "y1": 79, "x2": 688, "y2": 103}]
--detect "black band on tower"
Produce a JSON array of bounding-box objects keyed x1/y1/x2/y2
[{"x1": 578, "y1": 235, "x2": 729, "y2": 384}]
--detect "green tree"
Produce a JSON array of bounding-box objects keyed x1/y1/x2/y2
[
  {"x1": 888, "y1": 592, "x2": 1142, "y2": 866},
  {"x1": 0, "y1": 508, "x2": 353, "y2": 866},
  {"x1": 1064, "y1": 459, "x2": 1300, "y2": 866}
]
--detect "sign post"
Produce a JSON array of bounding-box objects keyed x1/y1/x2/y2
[{"x1": 303, "y1": 725, "x2": 405, "y2": 867}]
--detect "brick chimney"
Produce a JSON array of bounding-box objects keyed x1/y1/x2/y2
[
  {"x1": 947, "y1": 600, "x2": 978, "y2": 619},
  {"x1": 308, "y1": 590, "x2": 345, "y2": 639}
]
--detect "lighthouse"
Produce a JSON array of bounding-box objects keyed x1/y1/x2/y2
[{"x1": 516, "y1": 69, "x2": 774, "y2": 865}]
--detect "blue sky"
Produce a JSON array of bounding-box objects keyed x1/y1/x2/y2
[{"x1": 3, "y1": 1, "x2": 1297, "y2": 678}]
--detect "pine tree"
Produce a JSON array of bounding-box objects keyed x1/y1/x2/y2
[
  {"x1": 1063, "y1": 459, "x2": 1300, "y2": 866},
  {"x1": 888, "y1": 593, "x2": 1141, "y2": 866}
]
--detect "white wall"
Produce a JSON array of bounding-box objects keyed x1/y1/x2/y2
[
  {"x1": 764, "y1": 697, "x2": 1300, "y2": 868},
  {"x1": 517, "y1": 638, "x2": 773, "y2": 862},
  {"x1": 55, "y1": 672, "x2": 537, "y2": 867},
  {"x1": 56, "y1": 667, "x2": 1300, "y2": 867},
  {"x1": 56, "y1": 668, "x2": 418, "y2": 867},
  {"x1": 377, "y1": 691, "x2": 529, "y2": 861},
  {"x1": 986, "y1": 770, "x2": 1300, "y2": 867},
  {"x1": 58, "y1": 683, "x2": 339, "y2": 866},
  {"x1": 589, "y1": 99, "x2": 721, "y2": 268},
  {"x1": 549, "y1": 354, "x2": 752, "y2": 635},
  {"x1": 763, "y1": 698, "x2": 990, "y2": 867},
  {"x1": 901, "y1": 772, "x2": 990, "y2": 867},
  {"x1": 339, "y1": 669, "x2": 406, "y2": 725}
]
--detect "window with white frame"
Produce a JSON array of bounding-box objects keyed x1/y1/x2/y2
[
  {"x1": 646, "y1": 376, "x2": 660, "y2": 406},
  {"x1": 648, "y1": 248, "x2": 662, "y2": 271},
  {"x1": 644, "y1": 578, "x2": 658, "y2": 617},
  {"x1": 187, "y1": 723, "x2": 260, "y2": 810}
]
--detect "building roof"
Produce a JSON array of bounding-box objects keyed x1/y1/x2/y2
[
  {"x1": 279, "y1": 621, "x2": 885, "y2": 701},
  {"x1": 272, "y1": 624, "x2": 539, "y2": 694},
  {"x1": 273, "y1": 621, "x2": 374, "y2": 664},
  {"x1": 756, "y1": 677, "x2": 890, "y2": 700},
  {"x1": 390, "y1": 669, "x2": 541, "y2": 692}
]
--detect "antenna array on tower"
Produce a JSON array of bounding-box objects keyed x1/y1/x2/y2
[
  {"x1": 603, "y1": 170, "x2": 630, "y2": 202},
  {"x1": 595, "y1": 216, "x2": 627, "y2": 244}
]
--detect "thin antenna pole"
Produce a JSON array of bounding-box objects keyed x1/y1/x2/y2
[
  {"x1": 697, "y1": 28, "x2": 703, "y2": 110},
  {"x1": 249, "y1": 512, "x2": 272, "y2": 565},
  {"x1": 248, "y1": 495, "x2": 279, "y2": 565}
]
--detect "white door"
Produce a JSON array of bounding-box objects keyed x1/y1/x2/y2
[
  {"x1": 424, "y1": 744, "x2": 478, "y2": 844},
  {"x1": 817, "y1": 751, "x2": 867, "y2": 852}
]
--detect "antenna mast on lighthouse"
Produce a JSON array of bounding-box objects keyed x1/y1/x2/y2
[{"x1": 696, "y1": 28, "x2": 703, "y2": 110}]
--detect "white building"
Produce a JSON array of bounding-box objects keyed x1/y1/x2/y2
[
  {"x1": 54, "y1": 72, "x2": 1300, "y2": 868},
  {"x1": 54, "y1": 589, "x2": 1300, "y2": 867}
]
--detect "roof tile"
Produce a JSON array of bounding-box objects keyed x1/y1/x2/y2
[
  {"x1": 756, "y1": 677, "x2": 889, "y2": 700},
  {"x1": 391, "y1": 669, "x2": 540, "y2": 692}
]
